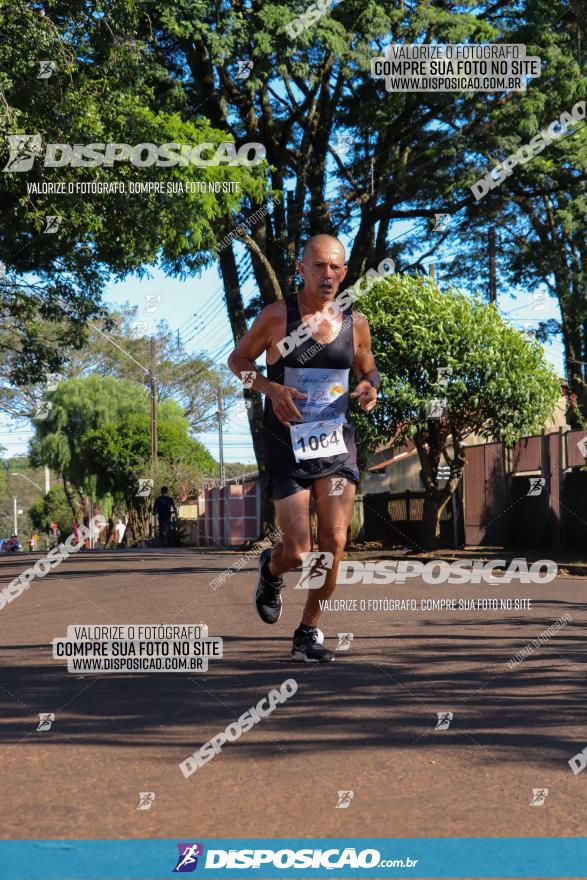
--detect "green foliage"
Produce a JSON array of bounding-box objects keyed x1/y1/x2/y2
[
  {"x1": 224, "y1": 461, "x2": 257, "y2": 479},
  {"x1": 354, "y1": 272, "x2": 561, "y2": 546},
  {"x1": 354, "y1": 272, "x2": 561, "y2": 452},
  {"x1": 2, "y1": 0, "x2": 583, "y2": 507},
  {"x1": 0, "y1": 455, "x2": 50, "y2": 539},
  {"x1": 67, "y1": 305, "x2": 239, "y2": 433},
  {"x1": 29, "y1": 486, "x2": 72, "y2": 539},
  {"x1": 30, "y1": 375, "x2": 154, "y2": 492},
  {"x1": 29, "y1": 374, "x2": 214, "y2": 528},
  {"x1": 80, "y1": 409, "x2": 215, "y2": 542},
  {"x1": 81, "y1": 411, "x2": 216, "y2": 500},
  {"x1": 0, "y1": 2, "x2": 267, "y2": 386}
]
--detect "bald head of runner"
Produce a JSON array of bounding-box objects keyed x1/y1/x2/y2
[{"x1": 298, "y1": 234, "x2": 348, "y2": 304}]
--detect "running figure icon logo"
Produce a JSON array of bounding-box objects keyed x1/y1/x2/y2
[
  {"x1": 235, "y1": 60, "x2": 253, "y2": 80},
  {"x1": 33, "y1": 400, "x2": 52, "y2": 420},
  {"x1": 336, "y1": 633, "x2": 354, "y2": 652},
  {"x1": 530, "y1": 788, "x2": 549, "y2": 806},
  {"x1": 144, "y1": 295, "x2": 161, "y2": 313},
  {"x1": 36, "y1": 713, "x2": 55, "y2": 732},
  {"x1": 527, "y1": 477, "x2": 546, "y2": 496},
  {"x1": 136, "y1": 478, "x2": 154, "y2": 498},
  {"x1": 43, "y1": 214, "x2": 63, "y2": 234},
  {"x1": 435, "y1": 712, "x2": 453, "y2": 730},
  {"x1": 137, "y1": 792, "x2": 155, "y2": 810},
  {"x1": 335, "y1": 790, "x2": 354, "y2": 809},
  {"x1": 2, "y1": 134, "x2": 43, "y2": 172},
  {"x1": 294, "y1": 551, "x2": 334, "y2": 589},
  {"x1": 432, "y1": 213, "x2": 451, "y2": 232},
  {"x1": 329, "y1": 477, "x2": 347, "y2": 496},
  {"x1": 173, "y1": 843, "x2": 204, "y2": 872},
  {"x1": 426, "y1": 398, "x2": 446, "y2": 419},
  {"x1": 37, "y1": 60, "x2": 56, "y2": 79}
]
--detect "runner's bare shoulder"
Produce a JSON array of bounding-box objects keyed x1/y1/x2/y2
[{"x1": 260, "y1": 299, "x2": 288, "y2": 347}]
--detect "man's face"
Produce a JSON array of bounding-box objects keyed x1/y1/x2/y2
[{"x1": 298, "y1": 243, "x2": 348, "y2": 302}]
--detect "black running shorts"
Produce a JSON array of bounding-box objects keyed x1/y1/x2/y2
[{"x1": 270, "y1": 466, "x2": 360, "y2": 501}]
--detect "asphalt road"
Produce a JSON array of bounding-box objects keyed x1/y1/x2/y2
[{"x1": 0, "y1": 548, "x2": 585, "y2": 850}]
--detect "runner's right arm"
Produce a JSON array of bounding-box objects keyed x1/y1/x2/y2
[{"x1": 227, "y1": 302, "x2": 307, "y2": 428}]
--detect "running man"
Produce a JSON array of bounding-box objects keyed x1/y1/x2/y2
[
  {"x1": 153, "y1": 486, "x2": 177, "y2": 545},
  {"x1": 228, "y1": 234, "x2": 380, "y2": 663}
]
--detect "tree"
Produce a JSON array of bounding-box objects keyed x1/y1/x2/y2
[
  {"x1": 0, "y1": 454, "x2": 49, "y2": 539},
  {"x1": 4, "y1": 0, "x2": 583, "y2": 536},
  {"x1": 0, "y1": 2, "x2": 266, "y2": 392},
  {"x1": 128, "y1": 0, "x2": 582, "y2": 524},
  {"x1": 29, "y1": 486, "x2": 72, "y2": 540},
  {"x1": 81, "y1": 412, "x2": 215, "y2": 543},
  {"x1": 353, "y1": 273, "x2": 561, "y2": 549},
  {"x1": 409, "y1": 0, "x2": 586, "y2": 418},
  {"x1": 66, "y1": 306, "x2": 239, "y2": 433},
  {"x1": 1, "y1": 303, "x2": 240, "y2": 434},
  {"x1": 29, "y1": 374, "x2": 188, "y2": 518}
]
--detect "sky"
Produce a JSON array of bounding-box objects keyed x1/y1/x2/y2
[{"x1": 0, "y1": 224, "x2": 564, "y2": 467}]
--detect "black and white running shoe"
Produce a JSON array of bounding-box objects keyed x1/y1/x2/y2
[
  {"x1": 291, "y1": 626, "x2": 335, "y2": 663},
  {"x1": 254, "y1": 547, "x2": 284, "y2": 624}
]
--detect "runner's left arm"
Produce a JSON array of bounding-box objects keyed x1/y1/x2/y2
[{"x1": 350, "y1": 312, "x2": 380, "y2": 413}]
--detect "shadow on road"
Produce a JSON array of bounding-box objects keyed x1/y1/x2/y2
[{"x1": 1, "y1": 623, "x2": 585, "y2": 768}]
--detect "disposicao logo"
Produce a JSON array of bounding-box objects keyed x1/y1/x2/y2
[
  {"x1": 202, "y1": 847, "x2": 382, "y2": 870},
  {"x1": 2, "y1": 135, "x2": 266, "y2": 171},
  {"x1": 173, "y1": 843, "x2": 204, "y2": 872}
]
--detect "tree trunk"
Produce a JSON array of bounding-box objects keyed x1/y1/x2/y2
[
  {"x1": 421, "y1": 493, "x2": 440, "y2": 551},
  {"x1": 415, "y1": 427, "x2": 465, "y2": 550},
  {"x1": 220, "y1": 242, "x2": 276, "y2": 535},
  {"x1": 62, "y1": 476, "x2": 81, "y2": 521},
  {"x1": 420, "y1": 489, "x2": 452, "y2": 551},
  {"x1": 125, "y1": 500, "x2": 150, "y2": 545}
]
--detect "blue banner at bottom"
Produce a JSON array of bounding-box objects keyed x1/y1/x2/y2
[{"x1": 0, "y1": 838, "x2": 585, "y2": 880}]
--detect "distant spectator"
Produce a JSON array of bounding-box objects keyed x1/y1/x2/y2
[
  {"x1": 153, "y1": 486, "x2": 177, "y2": 546},
  {"x1": 115, "y1": 519, "x2": 126, "y2": 546}
]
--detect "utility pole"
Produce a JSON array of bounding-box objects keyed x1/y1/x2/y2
[
  {"x1": 217, "y1": 386, "x2": 225, "y2": 488},
  {"x1": 488, "y1": 227, "x2": 497, "y2": 303},
  {"x1": 13, "y1": 495, "x2": 18, "y2": 535},
  {"x1": 429, "y1": 263, "x2": 435, "y2": 280},
  {"x1": 150, "y1": 337, "x2": 157, "y2": 466},
  {"x1": 44, "y1": 465, "x2": 50, "y2": 494},
  {"x1": 149, "y1": 337, "x2": 158, "y2": 543}
]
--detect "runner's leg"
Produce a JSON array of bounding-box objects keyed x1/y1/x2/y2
[
  {"x1": 300, "y1": 475, "x2": 356, "y2": 627},
  {"x1": 267, "y1": 488, "x2": 312, "y2": 578}
]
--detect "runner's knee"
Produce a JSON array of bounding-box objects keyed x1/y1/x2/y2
[{"x1": 317, "y1": 526, "x2": 348, "y2": 556}]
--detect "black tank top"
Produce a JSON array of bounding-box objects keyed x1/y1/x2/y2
[{"x1": 262, "y1": 293, "x2": 357, "y2": 478}]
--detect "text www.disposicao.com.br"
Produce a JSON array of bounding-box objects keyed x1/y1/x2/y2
[{"x1": 70, "y1": 657, "x2": 201, "y2": 671}]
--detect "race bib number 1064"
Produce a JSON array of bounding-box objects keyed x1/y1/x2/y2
[{"x1": 290, "y1": 419, "x2": 347, "y2": 462}]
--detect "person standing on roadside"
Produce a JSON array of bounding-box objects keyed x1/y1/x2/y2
[{"x1": 153, "y1": 486, "x2": 177, "y2": 546}]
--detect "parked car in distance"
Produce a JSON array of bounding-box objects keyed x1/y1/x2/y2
[{"x1": 0, "y1": 535, "x2": 23, "y2": 553}]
